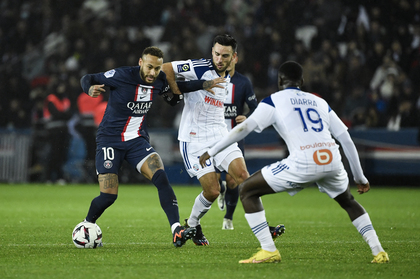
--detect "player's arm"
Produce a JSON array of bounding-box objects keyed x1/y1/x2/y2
[
  {"x1": 330, "y1": 110, "x2": 369, "y2": 194},
  {"x1": 199, "y1": 117, "x2": 258, "y2": 167},
  {"x1": 177, "y1": 78, "x2": 225, "y2": 94},
  {"x1": 161, "y1": 78, "x2": 226, "y2": 106},
  {"x1": 162, "y1": 63, "x2": 182, "y2": 95},
  {"x1": 236, "y1": 80, "x2": 258, "y2": 124},
  {"x1": 80, "y1": 74, "x2": 106, "y2": 98},
  {"x1": 199, "y1": 99, "x2": 276, "y2": 167}
]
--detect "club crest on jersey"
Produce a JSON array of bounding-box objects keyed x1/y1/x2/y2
[
  {"x1": 193, "y1": 164, "x2": 200, "y2": 171},
  {"x1": 104, "y1": 160, "x2": 113, "y2": 169},
  {"x1": 177, "y1": 64, "x2": 190, "y2": 72},
  {"x1": 104, "y1": 69, "x2": 116, "y2": 78}
]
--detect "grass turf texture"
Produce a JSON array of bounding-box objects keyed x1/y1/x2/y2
[{"x1": 0, "y1": 184, "x2": 418, "y2": 279}]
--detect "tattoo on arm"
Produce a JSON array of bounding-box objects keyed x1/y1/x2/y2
[
  {"x1": 203, "y1": 80, "x2": 214, "y2": 89},
  {"x1": 98, "y1": 173, "x2": 118, "y2": 189},
  {"x1": 147, "y1": 154, "x2": 163, "y2": 174}
]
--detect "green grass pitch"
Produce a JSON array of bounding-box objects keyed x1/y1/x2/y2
[{"x1": 0, "y1": 183, "x2": 419, "y2": 278}]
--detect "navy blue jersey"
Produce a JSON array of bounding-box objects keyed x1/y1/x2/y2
[
  {"x1": 224, "y1": 71, "x2": 258, "y2": 130},
  {"x1": 81, "y1": 66, "x2": 169, "y2": 142}
]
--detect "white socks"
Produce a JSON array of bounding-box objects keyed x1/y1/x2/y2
[
  {"x1": 245, "y1": 210, "x2": 276, "y2": 252},
  {"x1": 188, "y1": 192, "x2": 212, "y2": 227},
  {"x1": 171, "y1": 222, "x2": 181, "y2": 234},
  {"x1": 352, "y1": 213, "x2": 384, "y2": 255}
]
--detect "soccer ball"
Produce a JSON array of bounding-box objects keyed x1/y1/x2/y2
[{"x1": 72, "y1": 221, "x2": 103, "y2": 248}]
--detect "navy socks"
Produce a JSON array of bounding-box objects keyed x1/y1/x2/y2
[
  {"x1": 152, "y1": 169, "x2": 179, "y2": 226},
  {"x1": 86, "y1": 192, "x2": 117, "y2": 223},
  {"x1": 224, "y1": 186, "x2": 239, "y2": 220}
]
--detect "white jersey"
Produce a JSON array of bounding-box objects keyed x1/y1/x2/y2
[
  {"x1": 249, "y1": 88, "x2": 348, "y2": 173},
  {"x1": 170, "y1": 59, "x2": 230, "y2": 142}
]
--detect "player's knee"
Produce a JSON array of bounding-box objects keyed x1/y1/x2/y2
[
  {"x1": 234, "y1": 169, "x2": 250, "y2": 185},
  {"x1": 335, "y1": 191, "x2": 355, "y2": 209},
  {"x1": 238, "y1": 181, "x2": 252, "y2": 201},
  {"x1": 203, "y1": 186, "x2": 220, "y2": 201}
]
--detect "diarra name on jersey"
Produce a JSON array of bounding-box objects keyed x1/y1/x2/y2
[{"x1": 290, "y1": 97, "x2": 318, "y2": 107}]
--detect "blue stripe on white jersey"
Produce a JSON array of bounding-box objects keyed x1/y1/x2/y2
[
  {"x1": 262, "y1": 95, "x2": 275, "y2": 107},
  {"x1": 191, "y1": 59, "x2": 214, "y2": 80}
]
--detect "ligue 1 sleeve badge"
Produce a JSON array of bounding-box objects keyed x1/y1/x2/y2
[{"x1": 104, "y1": 160, "x2": 113, "y2": 169}]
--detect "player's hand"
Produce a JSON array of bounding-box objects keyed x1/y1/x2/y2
[
  {"x1": 203, "y1": 77, "x2": 226, "y2": 95},
  {"x1": 88, "y1": 84, "x2": 105, "y2": 97},
  {"x1": 199, "y1": 152, "x2": 211, "y2": 168},
  {"x1": 235, "y1": 115, "x2": 247, "y2": 124},
  {"x1": 356, "y1": 182, "x2": 370, "y2": 194}
]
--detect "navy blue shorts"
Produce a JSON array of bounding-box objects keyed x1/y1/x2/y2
[{"x1": 96, "y1": 137, "x2": 156, "y2": 174}]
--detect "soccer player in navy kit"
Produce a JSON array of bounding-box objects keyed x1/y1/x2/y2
[{"x1": 79, "y1": 46, "x2": 222, "y2": 247}]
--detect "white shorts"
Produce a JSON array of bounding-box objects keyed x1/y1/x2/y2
[
  {"x1": 180, "y1": 140, "x2": 243, "y2": 179},
  {"x1": 261, "y1": 159, "x2": 348, "y2": 198}
]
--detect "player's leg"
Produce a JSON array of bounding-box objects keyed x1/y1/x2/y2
[
  {"x1": 238, "y1": 170, "x2": 281, "y2": 263},
  {"x1": 222, "y1": 173, "x2": 239, "y2": 229},
  {"x1": 226, "y1": 157, "x2": 249, "y2": 186},
  {"x1": 85, "y1": 143, "x2": 121, "y2": 224},
  {"x1": 138, "y1": 152, "x2": 195, "y2": 247},
  {"x1": 320, "y1": 169, "x2": 388, "y2": 263},
  {"x1": 185, "y1": 172, "x2": 219, "y2": 245},
  {"x1": 139, "y1": 152, "x2": 181, "y2": 228},
  {"x1": 334, "y1": 186, "x2": 388, "y2": 262}
]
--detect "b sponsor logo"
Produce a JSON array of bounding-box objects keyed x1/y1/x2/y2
[{"x1": 313, "y1": 149, "x2": 333, "y2": 165}]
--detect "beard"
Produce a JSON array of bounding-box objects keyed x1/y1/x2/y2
[
  {"x1": 140, "y1": 68, "x2": 156, "y2": 84},
  {"x1": 214, "y1": 58, "x2": 232, "y2": 75}
]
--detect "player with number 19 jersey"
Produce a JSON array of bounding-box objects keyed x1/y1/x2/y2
[{"x1": 253, "y1": 87, "x2": 347, "y2": 174}]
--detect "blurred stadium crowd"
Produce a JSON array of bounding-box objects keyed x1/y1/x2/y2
[{"x1": 1, "y1": 0, "x2": 420, "y2": 182}]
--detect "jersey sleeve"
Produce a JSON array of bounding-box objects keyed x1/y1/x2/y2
[
  {"x1": 80, "y1": 68, "x2": 122, "y2": 93},
  {"x1": 176, "y1": 80, "x2": 205, "y2": 93},
  {"x1": 248, "y1": 96, "x2": 276, "y2": 133},
  {"x1": 328, "y1": 109, "x2": 348, "y2": 138},
  {"x1": 244, "y1": 79, "x2": 258, "y2": 116},
  {"x1": 171, "y1": 59, "x2": 199, "y2": 80}
]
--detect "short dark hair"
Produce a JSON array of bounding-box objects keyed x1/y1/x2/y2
[
  {"x1": 142, "y1": 46, "x2": 164, "y2": 59},
  {"x1": 278, "y1": 61, "x2": 303, "y2": 82},
  {"x1": 213, "y1": 34, "x2": 237, "y2": 53}
]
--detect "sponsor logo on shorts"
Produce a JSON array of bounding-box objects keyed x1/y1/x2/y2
[
  {"x1": 104, "y1": 160, "x2": 113, "y2": 169},
  {"x1": 193, "y1": 164, "x2": 200, "y2": 171}
]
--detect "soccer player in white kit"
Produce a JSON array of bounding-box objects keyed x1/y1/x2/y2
[
  {"x1": 199, "y1": 61, "x2": 389, "y2": 263},
  {"x1": 162, "y1": 34, "x2": 250, "y2": 245}
]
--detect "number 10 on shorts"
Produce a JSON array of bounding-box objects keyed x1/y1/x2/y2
[{"x1": 313, "y1": 149, "x2": 332, "y2": 165}]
